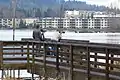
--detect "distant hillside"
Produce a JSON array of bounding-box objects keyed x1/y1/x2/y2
[
  {"x1": 108, "y1": 0, "x2": 120, "y2": 9},
  {"x1": 17, "y1": 0, "x2": 58, "y2": 9},
  {"x1": 17, "y1": 0, "x2": 107, "y2": 11},
  {"x1": 0, "y1": 0, "x2": 114, "y2": 18},
  {"x1": 64, "y1": 1, "x2": 107, "y2": 11},
  {"x1": 0, "y1": 0, "x2": 107, "y2": 11}
]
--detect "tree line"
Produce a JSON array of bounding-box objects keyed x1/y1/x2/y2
[{"x1": 0, "y1": 1, "x2": 119, "y2": 18}]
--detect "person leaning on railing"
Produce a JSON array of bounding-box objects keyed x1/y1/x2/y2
[
  {"x1": 33, "y1": 25, "x2": 43, "y2": 41},
  {"x1": 33, "y1": 25, "x2": 46, "y2": 41},
  {"x1": 47, "y1": 30, "x2": 62, "y2": 56},
  {"x1": 33, "y1": 25, "x2": 46, "y2": 56},
  {"x1": 51, "y1": 29, "x2": 62, "y2": 42}
]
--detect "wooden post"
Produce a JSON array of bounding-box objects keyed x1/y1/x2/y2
[
  {"x1": 0, "y1": 42, "x2": 3, "y2": 69},
  {"x1": 10, "y1": 69, "x2": 12, "y2": 78},
  {"x1": 32, "y1": 42, "x2": 35, "y2": 80},
  {"x1": 110, "y1": 54, "x2": 114, "y2": 70},
  {"x1": 7, "y1": 68, "x2": 9, "y2": 77},
  {"x1": 32, "y1": 72, "x2": 34, "y2": 80},
  {"x1": 105, "y1": 48, "x2": 109, "y2": 80},
  {"x1": 87, "y1": 47, "x2": 90, "y2": 80},
  {"x1": 63, "y1": 72, "x2": 66, "y2": 80},
  {"x1": 60, "y1": 53, "x2": 63, "y2": 63},
  {"x1": 0, "y1": 42, "x2": 3, "y2": 79},
  {"x1": 21, "y1": 45, "x2": 23, "y2": 56},
  {"x1": 13, "y1": 69, "x2": 15, "y2": 80},
  {"x1": 38, "y1": 43, "x2": 41, "y2": 56},
  {"x1": 27, "y1": 43, "x2": 30, "y2": 70},
  {"x1": 80, "y1": 51, "x2": 83, "y2": 65},
  {"x1": 18, "y1": 69, "x2": 20, "y2": 80},
  {"x1": 43, "y1": 43, "x2": 47, "y2": 80},
  {"x1": 67, "y1": 49, "x2": 69, "y2": 63},
  {"x1": 94, "y1": 53, "x2": 97, "y2": 68},
  {"x1": 69, "y1": 45, "x2": 73, "y2": 80},
  {"x1": 60, "y1": 48, "x2": 63, "y2": 63},
  {"x1": 56, "y1": 44, "x2": 60, "y2": 79},
  {"x1": 1, "y1": 69, "x2": 3, "y2": 79}
]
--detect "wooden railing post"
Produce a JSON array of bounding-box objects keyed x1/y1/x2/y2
[
  {"x1": 69, "y1": 45, "x2": 73, "y2": 80},
  {"x1": 94, "y1": 53, "x2": 97, "y2": 68},
  {"x1": 32, "y1": 42, "x2": 35, "y2": 80},
  {"x1": 1, "y1": 69, "x2": 3, "y2": 79},
  {"x1": 10, "y1": 68, "x2": 12, "y2": 79},
  {"x1": 110, "y1": 54, "x2": 114, "y2": 70},
  {"x1": 27, "y1": 43, "x2": 30, "y2": 70},
  {"x1": 43, "y1": 43, "x2": 47, "y2": 80},
  {"x1": 0, "y1": 42, "x2": 3, "y2": 79},
  {"x1": 18, "y1": 69, "x2": 20, "y2": 80},
  {"x1": 87, "y1": 47, "x2": 90, "y2": 80},
  {"x1": 105, "y1": 48, "x2": 109, "y2": 80},
  {"x1": 0, "y1": 42, "x2": 3, "y2": 69},
  {"x1": 13, "y1": 69, "x2": 15, "y2": 80},
  {"x1": 56, "y1": 44, "x2": 60, "y2": 79},
  {"x1": 21, "y1": 45, "x2": 23, "y2": 56}
]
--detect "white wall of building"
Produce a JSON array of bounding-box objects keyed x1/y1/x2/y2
[
  {"x1": 22, "y1": 18, "x2": 39, "y2": 26},
  {"x1": 36, "y1": 17, "x2": 110, "y2": 29},
  {"x1": 0, "y1": 18, "x2": 20, "y2": 28}
]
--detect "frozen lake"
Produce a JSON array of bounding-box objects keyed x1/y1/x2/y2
[{"x1": 1, "y1": 29, "x2": 120, "y2": 44}]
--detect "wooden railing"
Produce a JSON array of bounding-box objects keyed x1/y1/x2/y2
[{"x1": 0, "y1": 40, "x2": 120, "y2": 80}]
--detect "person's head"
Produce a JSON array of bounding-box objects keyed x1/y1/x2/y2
[
  {"x1": 56, "y1": 29, "x2": 59, "y2": 32},
  {"x1": 40, "y1": 28, "x2": 46, "y2": 32},
  {"x1": 36, "y1": 25, "x2": 39, "y2": 29},
  {"x1": 56, "y1": 29, "x2": 61, "y2": 33},
  {"x1": 40, "y1": 29, "x2": 44, "y2": 32}
]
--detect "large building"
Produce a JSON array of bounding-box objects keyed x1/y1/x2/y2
[
  {"x1": 22, "y1": 18, "x2": 39, "y2": 26},
  {"x1": 36, "y1": 17, "x2": 109, "y2": 29},
  {"x1": 36, "y1": 10, "x2": 120, "y2": 29},
  {"x1": 64, "y1": 10, "x2": 95, "y2": 18},
  {"x1": 0, "y1": 18, "x2": 39, "y2": 28},
  {"x1": 0, "y1": 18, "x2": 20, "y2": 28}
]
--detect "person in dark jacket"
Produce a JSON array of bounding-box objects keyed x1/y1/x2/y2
[
  {"x1": 33, "y1": 25, "x2": 45, "y2": 56},
  {"x1": 33, "y1": 25, "x2": 42, "y2": 41},
  {"x1": 40, "y1": 29, "x2": 45, "y2": 41}
]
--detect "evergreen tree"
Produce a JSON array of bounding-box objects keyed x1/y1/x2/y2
[{"x1": 35, "y1": 8, "x2": 42, "y2": 18}]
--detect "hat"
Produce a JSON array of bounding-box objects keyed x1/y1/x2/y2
[
  {"x1": 36, "y1": 25, "x2": 39, "y2": 29},
  {"x1": 40, "y1": 29, "x2": 46, "y2": 32}
]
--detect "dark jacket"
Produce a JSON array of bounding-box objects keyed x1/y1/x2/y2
[{"x1": 33, "y1": 29, "x2": 42, "y2": 41}]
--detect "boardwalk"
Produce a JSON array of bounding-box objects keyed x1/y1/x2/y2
[{"x1": 0, "y1": 39, "x2": 120, "y2": 80}]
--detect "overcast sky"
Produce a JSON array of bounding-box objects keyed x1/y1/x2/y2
[{"x1": 65, "y1": 0, "x2": 112, "y2": 6}]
